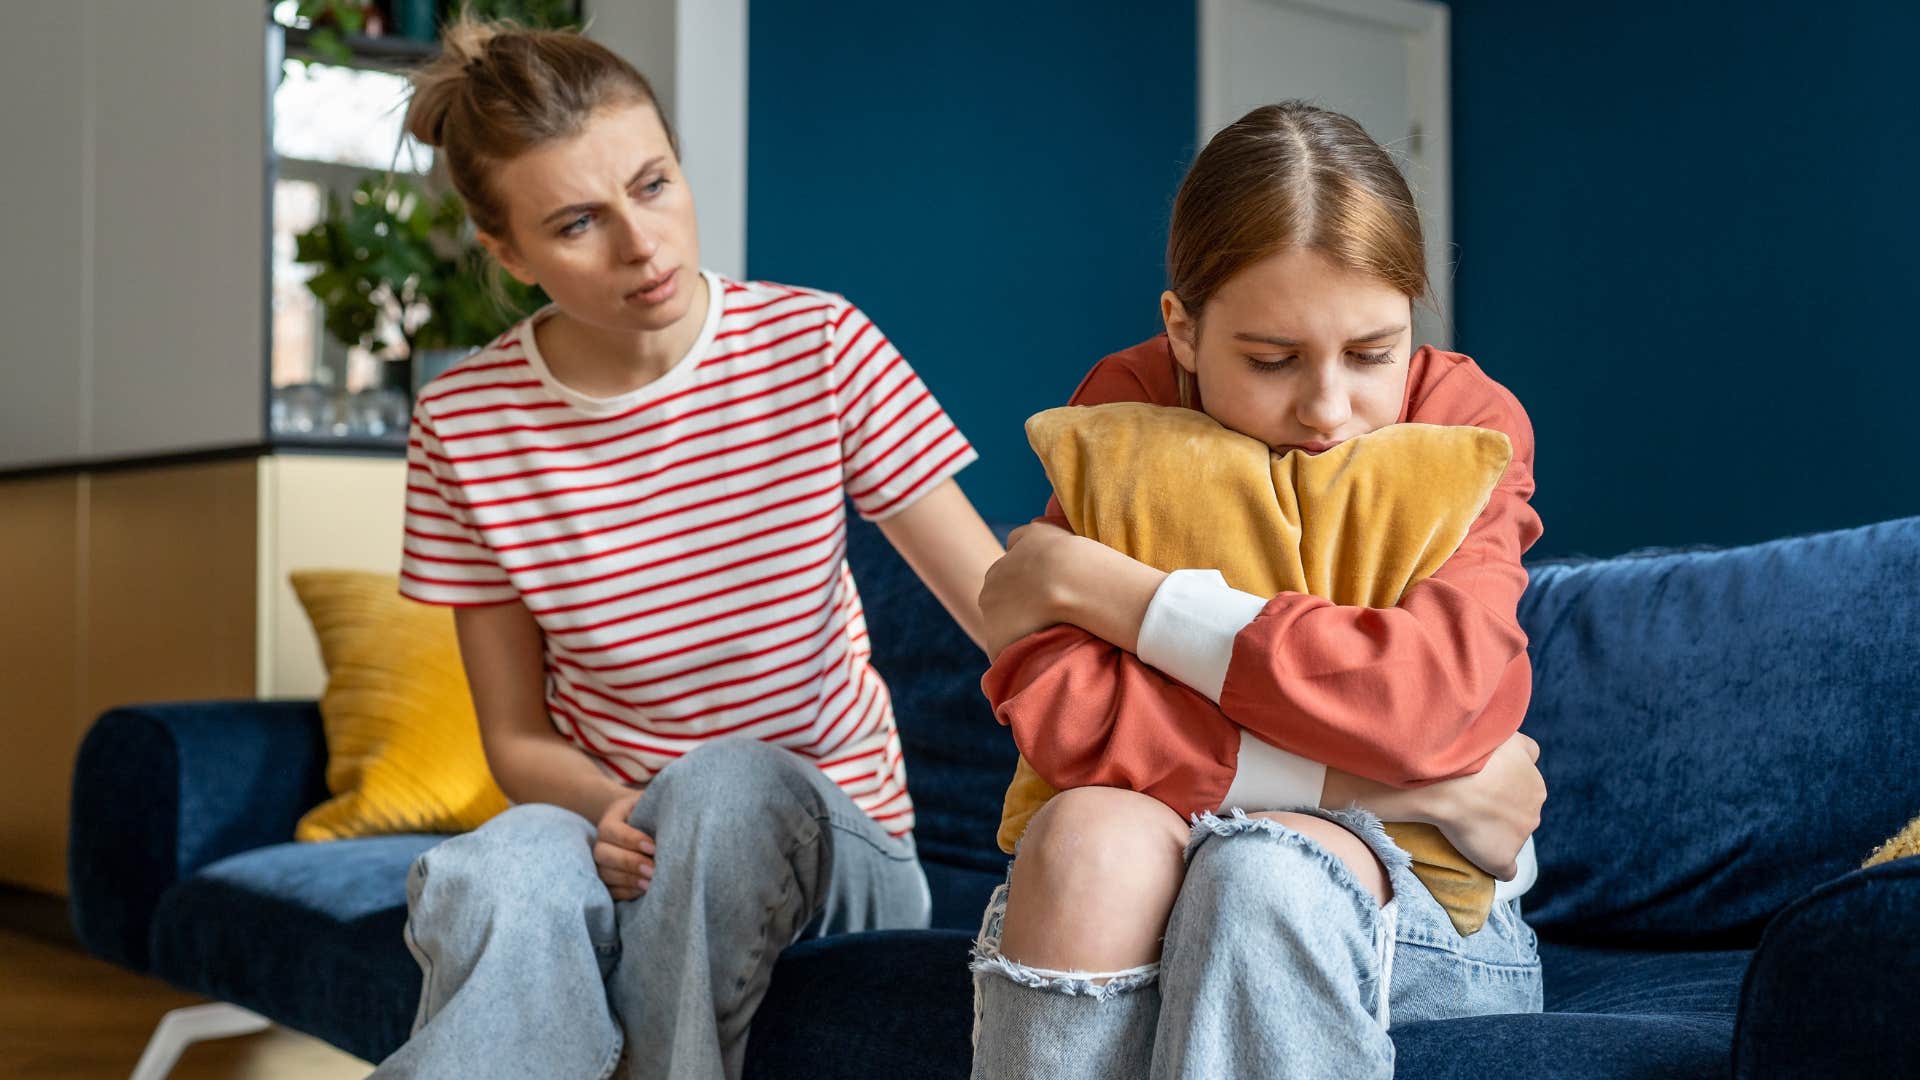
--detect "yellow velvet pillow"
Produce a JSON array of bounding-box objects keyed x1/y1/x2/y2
[
  {"x1": 290, "y1": 570, "x2": 508, "y2": 841},
  {"x1": 998, "y1": 403, "x2": 1513, "y2": 935},
  {"x1": 1865, "y1": 815, "x2": 1920, "y2": 868}
]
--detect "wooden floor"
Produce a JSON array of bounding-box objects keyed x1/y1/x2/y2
[{"x1": 0, "y1": 914, "x2": 370, "y2": 1079}]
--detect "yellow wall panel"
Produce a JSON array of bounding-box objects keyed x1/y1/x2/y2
[
  {"x1": 0, "y1": 476, "x2": 82, "y2": 893},
  {"x1": 83, "y1": 460, "x2": 259, "y2": 725}
]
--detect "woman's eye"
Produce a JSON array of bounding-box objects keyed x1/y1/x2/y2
[
  {"x1": 1244, "y1": 355, "x2": 1295, "y2": 372},
  {"x1": 638, "y1": 177, "x2": 668, "y2": 197},
  {"x1": 559, "y1": 213, "x2": 592, "y2": 237}
]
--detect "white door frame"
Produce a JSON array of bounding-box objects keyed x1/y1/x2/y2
[{"x1": 1198, "y1": 0, "x2": 1454, "y2": 348}]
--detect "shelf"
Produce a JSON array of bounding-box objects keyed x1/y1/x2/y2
[{"x1": 281, "y1": 25, "x2": 438, "y2": 73}]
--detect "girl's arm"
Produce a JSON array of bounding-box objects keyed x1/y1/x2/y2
[
  {"x1": 454, "y1": 598, "x2": 632, "y2": 824},
  {"x1": 993, "y1": 390, "x2": 1542, "y2": 789},
  {"x1": 875, "y1": 478, "x2": 1005, "y2": 654},
  {"x1": 986, "y1": 623, "x2": 1542, "y2": 878}
]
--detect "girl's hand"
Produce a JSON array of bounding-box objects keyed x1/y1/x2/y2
[
  {"x1": 1409, "y1": 732, "x2": 1544, "y2": 880},
  {"x1": 1328, "y1": 731, "x2": 1544, "y2": 880},
  {"x1": 594, "y1": 790, "x2": 657, "y2": 901},
  {"x1": 978, "y1": 523, "x2": 1082, "y2": 659},
  {"x1": 979, "y1": 523, "x2": 1168, "y2": 660}
]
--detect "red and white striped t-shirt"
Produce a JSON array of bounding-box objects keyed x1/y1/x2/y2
[{"x1": 399, "y1": 272, "x2": 976, "y2": 836}]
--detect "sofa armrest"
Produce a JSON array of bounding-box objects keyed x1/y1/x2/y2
[
  {"x1": 68, "y1": 700, "x2": 329, "y2": 972},
  {"x1": 1733, "y1": 857, "x2": 1920, "y2": 1079}
]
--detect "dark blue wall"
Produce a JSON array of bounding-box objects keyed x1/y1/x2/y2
[
  {"x1": 748, "y1": 2, "x2": 1197, "y2": 524},
  {"x1": 1451, "y1": 1, "x2": 1920, "y2": 557}
]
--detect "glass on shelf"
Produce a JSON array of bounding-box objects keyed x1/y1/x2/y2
[{"x1": 271, "y1": 382, "x2": 343, "y2": 437}]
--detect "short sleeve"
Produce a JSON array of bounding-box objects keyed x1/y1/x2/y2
[
  {"x1": 828, "y1": 302, "x2": 978, "y2": 521},
  {"x1": 399, "y1": 404, "x2": 518, "y2": 606}
]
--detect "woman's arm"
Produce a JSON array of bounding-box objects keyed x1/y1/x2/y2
[
  {"x1": 875, "y1": 478, "x2": 1005, "y2": 654},
  {"x1": 454, "y1": 599, "x2": 631, "y2": 824}
]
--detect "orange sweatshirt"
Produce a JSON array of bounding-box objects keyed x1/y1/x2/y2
[{"x1": 983, "y1": 335, "x2": 1544, "y2": 814}]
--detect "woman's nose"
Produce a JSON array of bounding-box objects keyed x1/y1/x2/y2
[{"x1": 613, "y1": 213, "x2": 658, "y2": 264}]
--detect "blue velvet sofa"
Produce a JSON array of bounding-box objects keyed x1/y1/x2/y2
[{"x1": 69, "y1": 513, "x2": 1920, "y2": 1078}]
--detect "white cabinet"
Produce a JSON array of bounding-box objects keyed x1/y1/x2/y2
[{"x1": 0, "y1": 0, "x2": 266, "y2": 472}]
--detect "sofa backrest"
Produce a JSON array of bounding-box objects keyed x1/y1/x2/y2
[
  {"x1": 844, "y1": 510, "x2": 1017, "y2": 876},
  {"x1": 1517, "y1": 515, "x2": 1920, "y2": 947}
]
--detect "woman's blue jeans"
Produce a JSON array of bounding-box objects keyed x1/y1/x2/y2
[{"x1": 369, "y1": 735, "x2": 932, "y2": 1080}]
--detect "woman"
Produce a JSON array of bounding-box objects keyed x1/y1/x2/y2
[{"x1": 371, "y1": 18, "x2": 1003, "y2": 1080}]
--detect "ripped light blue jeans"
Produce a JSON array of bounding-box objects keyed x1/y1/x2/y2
[
  {"x1": 370, "y1": 735, "x2": 932, "y2": 1080},
  {"x1": 970, "y1": 804, "x2": 1543, "y2": 1080}
]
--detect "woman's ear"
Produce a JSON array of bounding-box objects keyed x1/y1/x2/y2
[
  {"x1": 1160, "y1": 291, "x2": 1198, "y2": 373},
  {"x1": 478, "y1": 229, "x2": 539, "y2": 287}
]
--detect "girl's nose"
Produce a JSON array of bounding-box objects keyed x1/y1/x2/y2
[{"x1": 1296, "y1": 375, "x2": 1352, "y2": 434}]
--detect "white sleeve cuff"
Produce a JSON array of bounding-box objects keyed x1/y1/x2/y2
[
  {"x1": 1218, "y1": 730, "x2": 1329, "y2": 812},
  {"x1": 1494, "y1": 835, "x2": 1539, "y2": 902},
  {"x1": 1135, "y1": 568, "x2": 1268, "y2": 703}
]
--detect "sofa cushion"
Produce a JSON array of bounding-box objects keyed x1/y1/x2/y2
[
  {"x1": 1516, "y1": 515, "x2": 1920, "y2": 947},
  {"x1": 1394, "y1": 941, "x2": 1748, "y2": 1078},
  {"x1": 148, "y1": 832, "x2": 1003, "y2": 1066},
  {"x1": 745, "y1": 931, "x2": 1752, "y2": 1080},
  {"x1": 149, "y1": 835, "x2": 436, "y2": 1064}
]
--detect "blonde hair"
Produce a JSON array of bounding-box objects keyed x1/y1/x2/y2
[
  {"x1": 403, "y1": 15, "x2": 673, "y2": 238},
  {"x1": 1167, "y1": 103, "x2": 1427, "y2": 406}
]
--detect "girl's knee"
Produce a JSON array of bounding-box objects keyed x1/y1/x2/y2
[
  {"x1": 1013, "y1": 788, "x2": 1189, "y2": 896},
  {"x1": 999, "y1": 789, "x2": 1189, "y2": 971}
]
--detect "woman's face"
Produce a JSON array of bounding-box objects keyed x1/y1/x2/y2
[
  {"x1": 480, "y1": 100, "x2": 702, "y2": 336},
  {"x1": 1163, "y1": 247, "x2": 1414, "y2": 454}
]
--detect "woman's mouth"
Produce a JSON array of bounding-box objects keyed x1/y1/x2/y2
[{"x1": 626, "y1": 268, "x2": 679, "y2": 306}]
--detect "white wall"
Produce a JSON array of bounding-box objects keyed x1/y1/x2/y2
[
  {"x1": 0, "y1": 1, "x2": 266, "y2": 471},
  {"x1": 0, "y1": 7, "x2": 90, "y2": 467},
  {"x1": 586, "y1": 0, "x2": 747, "y2": 281}
]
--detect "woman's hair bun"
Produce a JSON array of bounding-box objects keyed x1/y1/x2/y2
[{"x1": 402, "y1": 16, "x2": 505, "y2": 148}]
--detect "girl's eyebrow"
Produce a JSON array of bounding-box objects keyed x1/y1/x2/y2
[
  {"x1": 538, "y1": 157, "x2": 668, "y2": 225},
  {"x1": 1233, "y1": 325, "x2": 1406, "y2": 347}
]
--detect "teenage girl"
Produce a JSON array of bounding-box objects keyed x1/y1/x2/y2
[{"x1": 970, "y1": 102, "x2": 1549, "y2": 1079}]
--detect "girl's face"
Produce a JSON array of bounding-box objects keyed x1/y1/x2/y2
[
  {"x1": 480, "y1": 101, "x2": 702, "y2": 336},
  {"x1": 1163, "y1": 247, "x2": 1414, "y2": 454}
]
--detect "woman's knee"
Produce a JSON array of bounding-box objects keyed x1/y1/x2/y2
[
  {"x1": 413, "y1": 804, "x2": 603, "y2": 916},
  {"x1": 641, "y1": 735, "x2": 810, "y2": 822}
]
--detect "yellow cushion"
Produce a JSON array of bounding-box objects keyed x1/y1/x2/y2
[
  {"x1": 1865, "y1": 814, "x2": 1920, "y2": 868},
  {"x1": 290, "y1": 570, "x2": 508, "y2": 841},
  {"x1": 999, "y1": 403, "x2": 1512, "y2": 934}
]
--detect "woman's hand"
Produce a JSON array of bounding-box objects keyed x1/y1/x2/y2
[
  {"x1": 594, "y1": 789, "x2": 657, "y2": 901},
  {"x1": 1326, "y1": 731, "x2": 1544, "y2": 880},
  {"x1": 979, "y1": 523, "x2": 1167, "y2": 660}
]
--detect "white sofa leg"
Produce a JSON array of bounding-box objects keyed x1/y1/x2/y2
[{"x1": 129, "y1": 1002, "x2": 272, "y2": 1080}]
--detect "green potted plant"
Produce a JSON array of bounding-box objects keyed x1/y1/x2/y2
[{"x1": 294, "y1": 174, "x2": 545, "y2": 406}]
